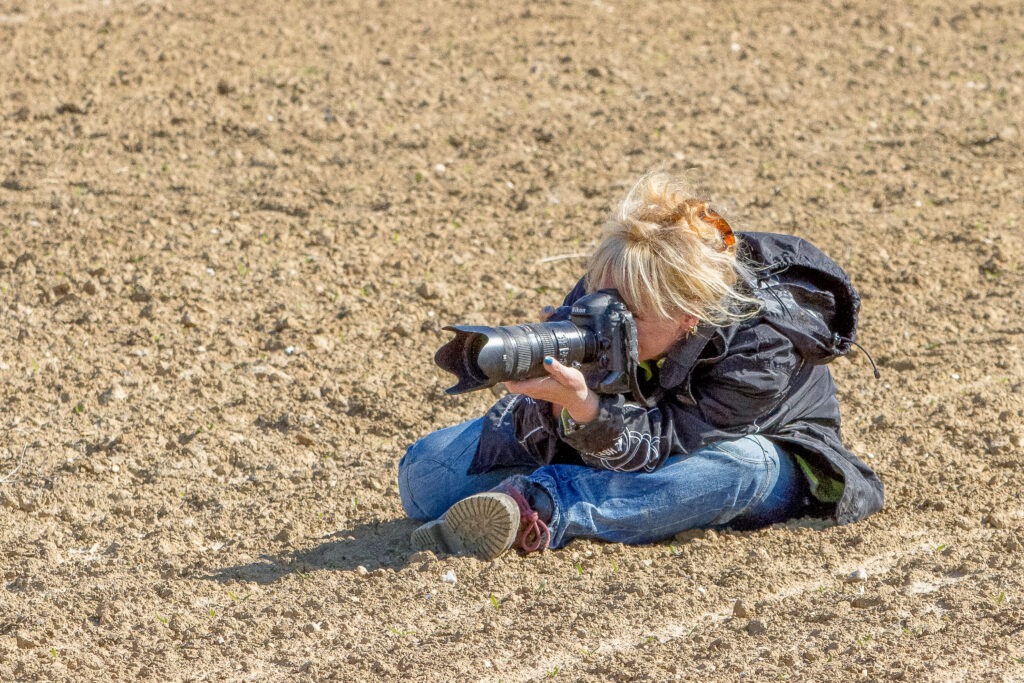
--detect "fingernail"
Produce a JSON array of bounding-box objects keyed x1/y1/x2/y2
[{"x1": 543, "y1": 356, "x2": 554, "y2": 365}]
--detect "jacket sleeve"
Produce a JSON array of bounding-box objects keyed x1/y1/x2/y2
[
  {"x1": 557, "y1": 393, "x2": 668, "y2": 472},
  {"x1": 557, "y1": 324, "x2": 802, "y2": 471}
]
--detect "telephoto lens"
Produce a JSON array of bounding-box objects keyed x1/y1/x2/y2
[
  {"x1": 434, "y1": 320, "x2": 593, "y2": 395},
  {"x1": 433, "y1": 289, "x2": 642, "y2": 399}
]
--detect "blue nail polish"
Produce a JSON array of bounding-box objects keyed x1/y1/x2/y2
[{"x1": 543, "y1": 356, "x2": 553, "y2": 365}]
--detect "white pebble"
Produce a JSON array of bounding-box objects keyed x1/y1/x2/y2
[
  {"x1": 440, "y1": 570, "x2": 457, "y2": 584},
  {"x1": 846, "y1": 568, "x2": 868, "y2": 582},
  {"x1": 434, "y1": 163, "x2": 446, "y2": 176}
]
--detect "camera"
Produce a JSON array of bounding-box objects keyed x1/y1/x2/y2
[{"x1": 434, "y1": 289, "x2": 651, "y2": 404}]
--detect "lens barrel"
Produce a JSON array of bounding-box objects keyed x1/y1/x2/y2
[{"x1": 434, "y1": 320, "x2": 593, "y2": 394}]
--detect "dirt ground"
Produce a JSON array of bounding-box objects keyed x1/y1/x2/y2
[{"x1": 1, "y1": 0, "x2": 1022, "y2": 680}]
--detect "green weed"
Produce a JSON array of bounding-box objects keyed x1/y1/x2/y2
[{"x1": 388, "y1": 626, "x2": 415, "y2": 637}]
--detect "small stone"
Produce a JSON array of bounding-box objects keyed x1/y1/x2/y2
[
  {"x1": 746, "y1": 619, "x2": 767, "y2": 636},
  {"x1": 356, "y1": 565, "x2": 369, "y2": 576},
  {"x1": 733, "y1": 599, "x2": 753, "y2": 618},
  {"x1": 846, "y1": 568, "x2": 869, "y2": 583},
  {"x1": 416, "y1": 281, "x2": 444, "y2": 300},
  {"x1": 440, "y1": 569, "x2": 457, "y2": 584},
  {"x1": 433, "y1": 163, "x2": 446, "y2": 176}
]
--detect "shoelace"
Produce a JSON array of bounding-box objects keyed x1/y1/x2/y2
[{"x1": 504, "y1": 486, "x2": 550, "y2": 553}]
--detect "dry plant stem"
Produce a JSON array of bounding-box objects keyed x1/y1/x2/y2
[{"x1": 0, "y1": 445, "x2": 28, "y2": 485}]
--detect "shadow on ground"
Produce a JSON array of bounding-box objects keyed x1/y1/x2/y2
[{"x1": 205, "y1": 518, "x2": 422, "y2": 584}]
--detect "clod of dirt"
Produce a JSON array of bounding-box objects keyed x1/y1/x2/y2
[
  {"x1": 746, "y1": 619, "x2": 767, "y2": 636},
  {"x1": 15, "y1": 633, "x2": 38, "y2": 649},
  {"x1": 274, "y1": 521, "x2": 304, "y2": 543},
  {"x1": 416, "y1": 281, "x2": 446, "y2": 300},
  {"x1": 252, "y1": 365, "x2": 293, "y2": 383},
  {"x1": 98, "y1": 384, "x2": 127, "y2": 405},
  {"x1": 733, "y1": 599, "x2": 754, "y2": 618},
  {"x1": 982, "y1": 512, "x2": 1010, "y2": 529}
]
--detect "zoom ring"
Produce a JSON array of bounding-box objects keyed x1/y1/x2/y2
[{"x1": 514, "y1": 325, "x2": 536, "y2": 376}]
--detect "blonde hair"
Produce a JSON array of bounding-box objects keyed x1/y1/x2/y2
[{"x1": 585, "y1": 172, "x2": 761, "y2": 326}]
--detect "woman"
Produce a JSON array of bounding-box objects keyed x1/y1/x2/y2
[{"x1": 399, "y1": 172, "x2": 884, "y2": 559}]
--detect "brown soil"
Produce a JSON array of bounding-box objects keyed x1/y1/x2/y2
[{"x1": 2, "y1": 1, "x2": 1023, "y2": 681}]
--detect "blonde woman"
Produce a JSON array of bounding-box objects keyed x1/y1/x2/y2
[{"x1": 399, "y1": 172, "x2": 884, "y2": 559}]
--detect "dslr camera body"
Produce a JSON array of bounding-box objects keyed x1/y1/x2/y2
[{"x1": 434, "y1": 289, "x2": 652, "y2": 405}]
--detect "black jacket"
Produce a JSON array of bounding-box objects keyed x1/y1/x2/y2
[{"x1": 468, "y1": 232, "x2": 884, "y2": 525}]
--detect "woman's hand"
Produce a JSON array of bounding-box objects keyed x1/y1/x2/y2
[{"x1": 504, "y1": 356, "x2": 600, "y2": 425}]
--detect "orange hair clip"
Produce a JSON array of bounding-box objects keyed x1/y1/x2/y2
[{"x1": 697, "y1": 207, "x2": 736, "y2": 250}]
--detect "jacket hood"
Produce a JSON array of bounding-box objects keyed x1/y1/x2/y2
[{"x1": 739, "y1": 232, "x2": 861, "y2": 365}]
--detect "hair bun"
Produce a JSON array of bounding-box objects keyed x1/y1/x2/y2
[{"x1": 623, "y1": 216, "x2": 661, "y2": 244}]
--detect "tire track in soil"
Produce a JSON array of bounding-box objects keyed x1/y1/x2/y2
[{"x1": 496, "y1": 513, "x2": 1021, "y2": 682}]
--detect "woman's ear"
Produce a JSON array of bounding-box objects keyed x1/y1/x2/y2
[{"x1": 677, "y1": 314, "x2": 700, "y2": 337}]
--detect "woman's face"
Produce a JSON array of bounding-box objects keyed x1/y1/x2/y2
[{"x1": 632, "y1": 312, "x2": 697, "y2": 361}]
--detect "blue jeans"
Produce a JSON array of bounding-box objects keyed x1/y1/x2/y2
[{"x1": 398, "y1": 417, "x2": 807, "y2": 549}]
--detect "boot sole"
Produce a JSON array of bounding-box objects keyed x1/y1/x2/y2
[{"x1": 411, "y1": 492, "x2": 520, "y2": 560}]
